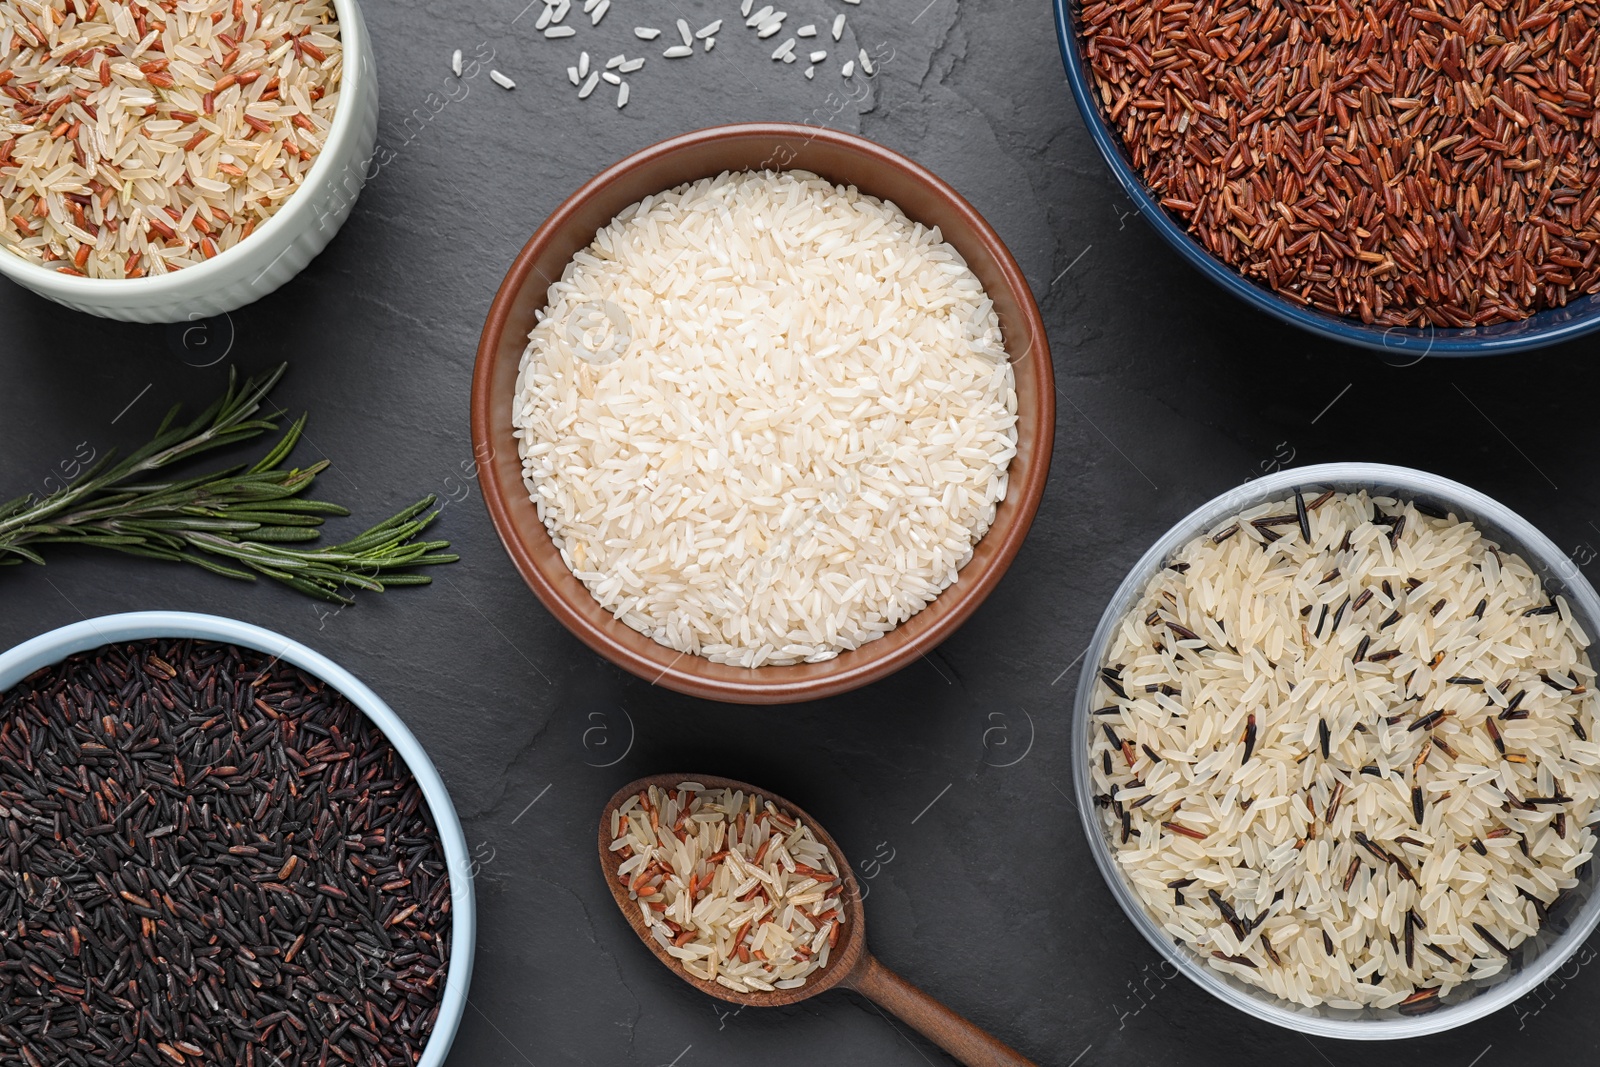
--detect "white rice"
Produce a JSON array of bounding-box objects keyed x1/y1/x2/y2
[
  {"x1": 609, "y1": 782, "x2": 846, "y2": 992},
  {"x1": 513, "y1": 169, "x2": 1018, "y2": 668},
  {"x1": 0, "y1": 0, "x2": 341, "y2": 278},
  {"x1": 1090, "y1": 491, "x2": 1600, "y2": 1008}
]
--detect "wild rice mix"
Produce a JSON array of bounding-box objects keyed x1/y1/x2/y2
[
  {"x1": 608, "y1": 782, "x2": 846, "y2": 992},
  {"x1": 1078, "y1": 0, "x2": 1600, "y2": 326},
  {"x1": 1090, "y1": 491, "x2": 1600, "y2": 1009},
  {"x1": 0, "y1": 0, "x2": 342, "y2": 278}
]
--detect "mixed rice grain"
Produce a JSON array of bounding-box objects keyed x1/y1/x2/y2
[
  {"x1": 1090, "y1": 490, "x2": 1600, "y2": 1008},
  {"x1": 608, "y1": 782, "x2": 846, "y2": 992},
  {"x1": 0, "y1": 0, "x2": 342, "y2": 278}
]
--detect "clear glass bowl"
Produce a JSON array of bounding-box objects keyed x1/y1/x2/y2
[{"x1": 1072, "y1": 463, "x2": 1600, "y2": 1038}]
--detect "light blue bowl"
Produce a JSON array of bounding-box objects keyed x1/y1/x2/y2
[
  {"x1": 1052, "y1": 0, "x2": 1600, "y2": 355},
  {"x1": 0, "y1": 611, "x2": 474, "y2": 1066}
]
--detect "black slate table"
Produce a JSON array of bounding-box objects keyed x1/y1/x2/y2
[{"x1": 3, "y1": 1, "x2": 1599, "y2": 1065}]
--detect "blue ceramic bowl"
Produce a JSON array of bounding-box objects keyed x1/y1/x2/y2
[
  {"x1": 0, "y1": 612, "x2": 475, "y2": 1067},
  {"x1": 1052, "y1": 0, "x2": 1600, "y2": 355}
]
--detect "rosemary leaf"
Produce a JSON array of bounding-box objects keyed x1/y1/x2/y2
[{"x1": 0, "y1": 365, "x2": 457, "y2": 602}]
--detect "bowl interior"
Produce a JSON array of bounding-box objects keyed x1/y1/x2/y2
[
  {"x1": 0, "y1": 611, "x2": 474, "y2": 1067},
  {"x1": 1072, "y1": 464, "x2": 1600, "y2": 1038},
  {"x1": 1050, "y1": 0, "x2": 1600, "y2": 355},
  {"x1": 473, "y1": 123, "x2": 1054, "y2": 703},
  {"x1": 597, "y1": 773, "x2": 868, "y2": 1005}
]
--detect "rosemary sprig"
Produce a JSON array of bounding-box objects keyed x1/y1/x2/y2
[{"x1": 0, "y1": 364, "x2": 458, "y2": 604}]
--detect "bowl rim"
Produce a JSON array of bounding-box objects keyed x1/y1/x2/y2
[
  {"x1": 1050, "y1": 0, "x2": 1600, "y2": 356},
  {"x1": 471, "y1": 120, "x2": 1056, "y2": 704},
  {"x1": 0, "y1": 0, "x2": 368, "y2": 295},
  {"x1": 0, "y1": 610, "x2": 475, "y2": 1067},
  {"x1": 1071, "y1": 462, "x2": 1600, "y2": 1038}
]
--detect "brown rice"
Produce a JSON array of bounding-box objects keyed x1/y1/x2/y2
[{"x1": 0, "y1": 0, "x2": 342, "y2": 278}]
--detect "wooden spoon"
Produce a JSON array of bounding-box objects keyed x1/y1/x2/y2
[{"x1": 599, "y1": 773, "x2": 1037, "y2": 1067}]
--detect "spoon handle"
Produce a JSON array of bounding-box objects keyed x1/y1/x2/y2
[{"x1": 846, "y1": 953, "x2": 1038, "y2": 1067}]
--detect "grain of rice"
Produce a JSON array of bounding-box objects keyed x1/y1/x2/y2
[
  {"x1": 513, "y1": 170, "x2": 1017, "y2": 668},
  {"x1": 601, "y1": 71, "x2": 621, "y2": 85},
  {"x1": 841, "y1": 59, "x2": 855, "y2": 77},
  {"x1": 490, "y1": 69, "x2": 516, "y2": 89},
  {"x1": 0, "y1": 0, "x2": 342, "y2": 278},
  {"x1": 452, "y1": 48, "x2": 463, "y2": 76},
  {"x1": 663, "y1": 45, "x2": 693, "y2": 58},
  {"x1": 605, "y1": 54, "x2": 625, "y2": 69},
  {"x1": 809, "y1": 50, "x2": 828, "y2": 63},
  {"x1": 676, "y1": 18, "x2": 692, "y2": 45},
  {"x1": 544, "y1": 25, "x2": 575, "y2": 38},
  {"x1": 696, "y1": 20, "x2": 722, "y2": 38},
  {"x1": 832, "y1": 13, "x2": 846, "y2": 39},
  {"x1": 772, "y1": 38, "x2": 796, "y2": 60},
  {"x1": 578, "y1": 71, "x2": 600, "y2": 98},
  {"x1": 616, "y1": 81, "x2": 629, "y2": 108},
  {"x1": 858, "y1": 48, "x2": 873, "y2": 74},
  {"x1": 634, "y1": 26, "x2": 661, "y2": 39},
  {"x1": 609, "y1": 783, "x2": 846, "y2": 990},
  {"x1": 757, "y1": 21, "x2": 783, "y2": 38},
  {"x1": 1077, "y1": 0, "x2": 1600, "y2": 326},
  {"x1": 620, "y1": 58, "x2": 646, "y2": 72},
  {"x1": 590, "y1": 0, "x2": 609, "y2": 25},
  {"x1": 704, "y1": 37, "x2": 716, "y2": 51},
  {"x1": 1091, "y1": 491, "x2": 1600, "y2": 1007},
  {"x1": 798, "y1": 23, "x2": 816, "y2": 36}
]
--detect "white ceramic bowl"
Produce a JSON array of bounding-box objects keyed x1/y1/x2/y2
[
  {"x1": 0, "y1": 0, "x2": 378, "y2": 322},
  {"x1": 0, "y1": 611, "x2": 473, "y2": 1066},
  {"x1": 1074, "y1": 463, "x2": 1600, "y2": 1038}
]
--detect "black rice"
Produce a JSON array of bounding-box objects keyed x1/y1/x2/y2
[{"x1": 0, "y1": 639, "x2": 451, "y2": 1067}]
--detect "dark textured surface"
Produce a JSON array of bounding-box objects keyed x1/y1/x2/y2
[{"x1": 2, "y1": 1, "x2": 1599, "y2": 1065}]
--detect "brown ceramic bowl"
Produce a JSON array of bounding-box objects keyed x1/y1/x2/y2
[{"x1": 471, "y1": 122, "x2": 1055, "y2": 704}]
